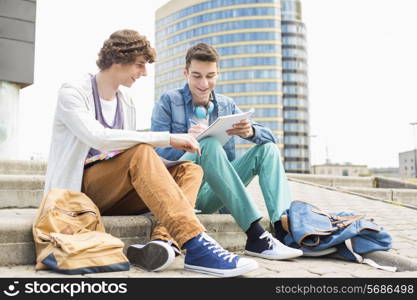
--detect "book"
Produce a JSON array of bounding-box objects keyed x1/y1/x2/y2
[{"x1": 196, "y1": 108, "x2": 255, "y2": 145}]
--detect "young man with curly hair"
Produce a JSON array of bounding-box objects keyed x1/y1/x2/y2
[
  {"x1": 151, "y1": 43, "x2": 303, "y2": 261},
  {"x1": 45, "y1": 30, "x2": 258, "y2": 277}
]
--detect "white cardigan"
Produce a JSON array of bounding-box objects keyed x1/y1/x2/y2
[{"x1": 44, "y1": 74, "x2": 170, "y2": 194}]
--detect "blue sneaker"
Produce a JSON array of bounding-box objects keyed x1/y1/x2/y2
[{"x1": 184, "y1": 233, "x2": 258, "y2": 277}]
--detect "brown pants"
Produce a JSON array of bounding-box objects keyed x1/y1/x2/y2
[{"x1": 82, "y1": 143, "x2": 205, "y2": 248}]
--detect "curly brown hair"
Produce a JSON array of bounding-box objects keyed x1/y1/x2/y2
[{"x1": 96, "y1": 29, "x2": 156, "y2": 70}]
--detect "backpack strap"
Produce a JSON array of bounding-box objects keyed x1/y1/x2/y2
[
  {"x1": 344, "y1": 239, "x2": 397, "y2": 272},
  {"x1": 331, "y1": 215, "x2": 365, "y2": 223},
  {"x1": 280, "y1": 215, "x2": 290, "y2": 233},
  {"x1": 314, "y1": 216, "x2": 364, "y2": 233}
]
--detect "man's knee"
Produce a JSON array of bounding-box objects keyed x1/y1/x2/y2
[
  {"x1": 199, "y1": 137, "x2": 225, "y2": 157},
  {"x1": 179, "y1": 162, "x2": 204, "y2": 180},
  {"x1": 258, "y1": 142, "x2": 281, "y2": 158},
  {"x1": 129, "y1": 143, "x2": 158, "y2": 163},
  {"x1": 134, "y1": 143, "x2": 154, "y2": 152},
  {"x1": 200, "y1": 137, "x2": 222, "y2": 148}
]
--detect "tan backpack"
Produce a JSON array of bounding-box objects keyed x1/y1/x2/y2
[{"x1": 32, "y1": 189, "x2": 130, "y2": 274}]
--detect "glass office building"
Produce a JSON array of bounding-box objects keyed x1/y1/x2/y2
[
  {"x1": 155, "y1": 0, "x2": 310, "y2": 173},
  {"x1": 281, "y1": 0, "x2": 310, "y2": 173}
]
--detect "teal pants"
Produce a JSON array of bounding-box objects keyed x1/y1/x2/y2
[{"x1": 180, "y1": 137, "x2": 292, "y2": 232}]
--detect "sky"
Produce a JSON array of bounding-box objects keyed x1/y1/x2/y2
[{"x1": 17, "y1": 0, "x2": 417, "y2": 168}]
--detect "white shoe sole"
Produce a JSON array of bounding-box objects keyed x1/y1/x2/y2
[
  {"x1": 302, "y1": 247, "x2": 337, "y2": 257},
  {"x1": 184, "y1": 260, "x2": 258, "y2": 278},
  {"x1": 244, "y1": 249, "x2": 303, "y2": 260},
  {"x1": 127, "y1": 242, "x2": 175, "y2": 272}
]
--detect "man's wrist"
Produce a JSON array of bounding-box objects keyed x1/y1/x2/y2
[{"x1": 247, "y1": 126, "x2": 255, "y2": 139}]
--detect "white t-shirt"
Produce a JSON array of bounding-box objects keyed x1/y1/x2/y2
[{"x1": 100, "y1": 98, "x2": 117, "y2": 126}]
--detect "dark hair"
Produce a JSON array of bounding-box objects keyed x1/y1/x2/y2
[
  {"x1": 96, "y1": 29, "x2": 156, "y2": 70},
  {"x1": 185, "y1": 43, "x2": 219, "y2": 70}
]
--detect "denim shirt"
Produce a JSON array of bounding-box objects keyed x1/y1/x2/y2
[{"x1": 151, "y1": 83, "x2": 277, "y2": 161}]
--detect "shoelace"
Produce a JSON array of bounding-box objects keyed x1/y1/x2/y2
[
  {"x1": 259, "y1": 231, "x2": 279, "y2": 250},
  {"x1": 199, "y1": 233, "x2": 237, "y2": 263}
]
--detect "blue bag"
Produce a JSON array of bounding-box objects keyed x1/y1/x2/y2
[{"x1": 281, "y1": 201, "x2": 396, "y2": 272}]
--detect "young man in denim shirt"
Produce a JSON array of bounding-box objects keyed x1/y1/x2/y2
[{"x1": 151, "y1": 43, "x2": 302, "y2": 260}]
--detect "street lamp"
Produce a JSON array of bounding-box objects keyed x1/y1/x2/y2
[
  {"x1": 409, "y1": 122, "x2": 417, "y2": 178},
  {"x1": 308, "y1": 134, "x2": 317, "y2": 174}
]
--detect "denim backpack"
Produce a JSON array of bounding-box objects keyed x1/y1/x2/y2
[{"x1": 281, "y1": 201, "x2": 396, "y2": 272}]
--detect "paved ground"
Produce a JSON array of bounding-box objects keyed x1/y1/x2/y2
[{"x1": 1, "y1": 179, "x2": 417, "y2": 278}]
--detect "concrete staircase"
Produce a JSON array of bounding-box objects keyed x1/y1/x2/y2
[
  {"x1": 4, "y1": 163, "x2": 416, "y2": 210},
  {"x1": 0, "y1": 160, "x2": 46, "y2": 209},
  {"x1": 288, "y1": 173, "x2": 417, "y2": 209},
  {"x1": 0, "y1": 175, "x2": 44, "y2": 208},
  {"x1": 2, "y1": 160, "x2": 416, "y2": 267},
  {"x1": 288, "y1": 173, "x2": 375, "y2": 188},
  {"x1": 0, "y1": 160, "x2": 270, "y2": 266},
  {"x1": 0, "y1": 160, "x2": 46, "y2": 175}
]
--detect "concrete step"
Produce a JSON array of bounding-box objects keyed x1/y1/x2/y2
[
  {"x1": 288, "y1": 173, "x2": 374, "y2": 188},
  {"x1": 1, "y1": 172, "x2": 415, "y2": 209},
  {"x1": 339, "y1": 186, "x2": 393, "y2": 201},
  {"x1": 0, "y1": 209, "x2": 271, "y2": 266},
  {"x1": 2, "y1": 160, "x2": 416, "y2": 190},
  {"x1": 0, "y1": 160, "x2": 46, "y2": 175},
  {"x1": 375, "y1": 176, "x2": 417, "y2": 189},
  {"x1": 0, "y1": 175, "x2": 44, "y2": 208},
  {"x1": 338, "y1": 186, "x2": 417, "y2": 208}
]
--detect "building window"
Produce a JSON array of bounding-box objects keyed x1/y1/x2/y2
[{"x1": 159, "y1": 19, "x2": 282, "y2": 48}]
